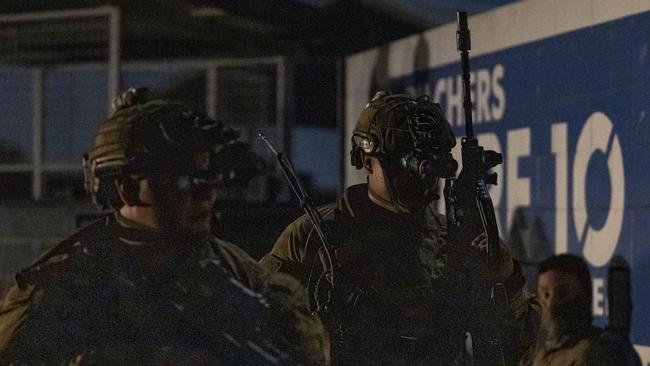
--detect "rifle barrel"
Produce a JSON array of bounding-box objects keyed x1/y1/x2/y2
[{"x1": 457, "y1": 11, "x2": 474, "y2": 140}]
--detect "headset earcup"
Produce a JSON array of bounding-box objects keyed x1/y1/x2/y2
[
  {"x1": 117, "y1": 176, "x2": 141, "y2": 206},
  {"x1": 350, "y1": 147, "x2": 364, "y2": 169}
]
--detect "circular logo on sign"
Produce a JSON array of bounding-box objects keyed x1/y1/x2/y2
[{"x1": 572, "y1": 112, "x2": 625, "y2": 267}]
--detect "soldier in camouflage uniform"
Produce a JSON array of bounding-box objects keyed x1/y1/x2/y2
[
  {"x1": 519, "y1": 254, "x2": 640, "y2": 366},
  {"x1": 0, "y1": 87, "x2": 324, "y2": 365},
  {"x1": 261, "y1": 92, "x2": 534, "y2": 365}
]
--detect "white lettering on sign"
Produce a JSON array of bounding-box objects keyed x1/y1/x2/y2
[
  {"x1": 491, "y1": 64, "x2": 506, "y2": 121},
  {"x1": 476, "y1": 69, "x2": 492, "y2": 123},
  {"x1": 552, "y1": 123, "x2": 568, "y2": 254},
  {"x1": 592, "y1": 277, "x2": 606, "y2": 316},
  {"x1": 572, "y1": 112, "x2": 625, "y2": 267},
  {"x1": 434, "y1": 109, "x2": 624, "y2": 273},
  {"x1": 507, "y1": 128, "x2": 531, "y2": 231},
  {"x1": 432, "y1": 64, "x2": 506, "y2": 126}
]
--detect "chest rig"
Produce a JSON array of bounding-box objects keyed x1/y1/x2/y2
[{"x1": 307, "y1": 186, "x2": 471, "y2": 365}]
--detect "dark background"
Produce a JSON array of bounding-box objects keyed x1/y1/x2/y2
[{"x1": 0, "y1": 0, "x2": 519, "y2": 291}]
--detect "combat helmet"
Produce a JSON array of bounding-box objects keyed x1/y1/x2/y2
[
  {"x1": 349, "y1": 91, "x2": 458, "y2": 213},
  {"x1": 350, "y1": 91, "x2": 457, "y2": 178},
  {"x1": 83, "y1": 87, "x2": 261, "y2": 209}
]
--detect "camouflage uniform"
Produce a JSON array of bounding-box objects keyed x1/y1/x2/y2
[
  {"x1": 518, "y1": 255, "x2": 642, "y2": 366},
  {"x1": 518, "y1": 324, "x2": 640, "y2": 366},
  {"x1": 261, "y1": 92, "x2": 534, "y2": 365},
  {"x1": 261, "y1": 184, "x2": 533, "y2": 365},
  {"x1": 0, "y1": 213, "x2": 324, "y2": 365},
  {"x1": 0, "y1": 87, "x2": 324, "y2": 365}
]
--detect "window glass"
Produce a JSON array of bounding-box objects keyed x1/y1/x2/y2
[
  {"x1": 42, "y1": 171, "x2": 87, "y2": 200},
  {"x1": 122, "y1": 69, "x2": 206, "y2": 113},
  {"x1": 0, "y1": 66, "x2": 33, "y2": 163},
  {"x1": 43, "y1": 66, "x2": 107, "y2": 164},
  {"x1": 0, "y1": 172, "x2": 31, "y2": 199}
]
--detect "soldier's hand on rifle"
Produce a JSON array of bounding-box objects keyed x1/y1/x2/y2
[{"x1": 470, "y1": 233, "x2": 514, "y2": 282}]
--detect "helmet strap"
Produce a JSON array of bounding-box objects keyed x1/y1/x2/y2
[
  {"x1": 367, "y1": 178, "x2": 400, "y2": 214},
  {"x1": 116, "y1": 175, "x2": 151, "y2": 208},
  {"x1": 366, "y1": 157, "x2": 410, "y2": 215},
  {"x1": 381, "y1": 167, "x2": 411, "y2": 215}
]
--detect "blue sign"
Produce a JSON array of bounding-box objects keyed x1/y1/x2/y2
[{"x1": 386, "y1": 11, "x2": 650, "y2": 345}]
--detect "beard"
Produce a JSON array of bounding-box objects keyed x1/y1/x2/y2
[
  {"x1": 153, "y1": 202, "x2": 211, "y2": 243},
  {"x1": 539, "y1": 300, "x2": 593, "y2": 340},
  {"x1": 150, "y1": 179, "x2": 212, "y2": 243}
]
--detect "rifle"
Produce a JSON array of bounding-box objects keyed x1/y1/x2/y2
[
  {"x1": 258, "y1": 130, "x2": 343, "y2": 362},
  {"x1": 444, "y1": 11, "x2": 507, "y2": 366},
  {"x1": 258, "y1": 130, "x2": 338, "y2": 301}
]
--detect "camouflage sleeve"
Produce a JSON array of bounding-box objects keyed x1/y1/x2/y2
[
  {"x1": 503, "y1": 261, "x2": 542, "y2": 363},
  {"x1": 504, "y1": 260, "x2": 532, "y2": 318},
  {"x1": 0, "y1": 279, "x2": 35, "y2": 363},
  {"x1": 261, "y1": 272, "x2": 326, "y2": 365},
  {"x1": 214, "y1": 237, "x2": 269, "y2": 292},
  {"x1": 215, "y1": 239, "x2": 325, "y2": 365},
  {"x1": 0, "y1": 276, "x2": 90, "y2": 365},
  {"x1": 431, "y1": 208, "x2": 530, "y2": 318},
  {"x1": 259, "y1": 215, "x2": 317, "y2": 287},
  {"x1": 513, "y1": 297, "x2": 542, "y2": 366}
]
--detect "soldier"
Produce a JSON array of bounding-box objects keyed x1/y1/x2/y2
[
  {"x1": 519, "y1": 254, "x2": 641, "y2": 366},
  {"x1": 260, "y1": 91, "x2": 530, "y2": 365},
  {"x1": 0, "y1": 87, "x2": 324, "y2": 365}
]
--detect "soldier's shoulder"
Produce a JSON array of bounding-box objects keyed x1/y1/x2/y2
[
  {"x1": 269, "y1": 202, "x2": 340, "y2": 262},
  {"x1": 273, "y1": 202, "x2": 338, "y2": 250},
  {"x1": 288, "y1": 203, "x2": 338, "y2": 232},
  {"x1": 210, "y1": 236, "x2": 267, "y2": 290},
  {"x1": 15, "y1": 217, "x2": 112, "y2": 289},
  {"x1": 210, "y1": 237, "x2": 257, "y2": 265},
  {"x1": 0, "y1": 218, "x2": 112, "y2": 340},
  {"x1": 211, "y1": 236, "x2": 309, "y2": 290}
]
